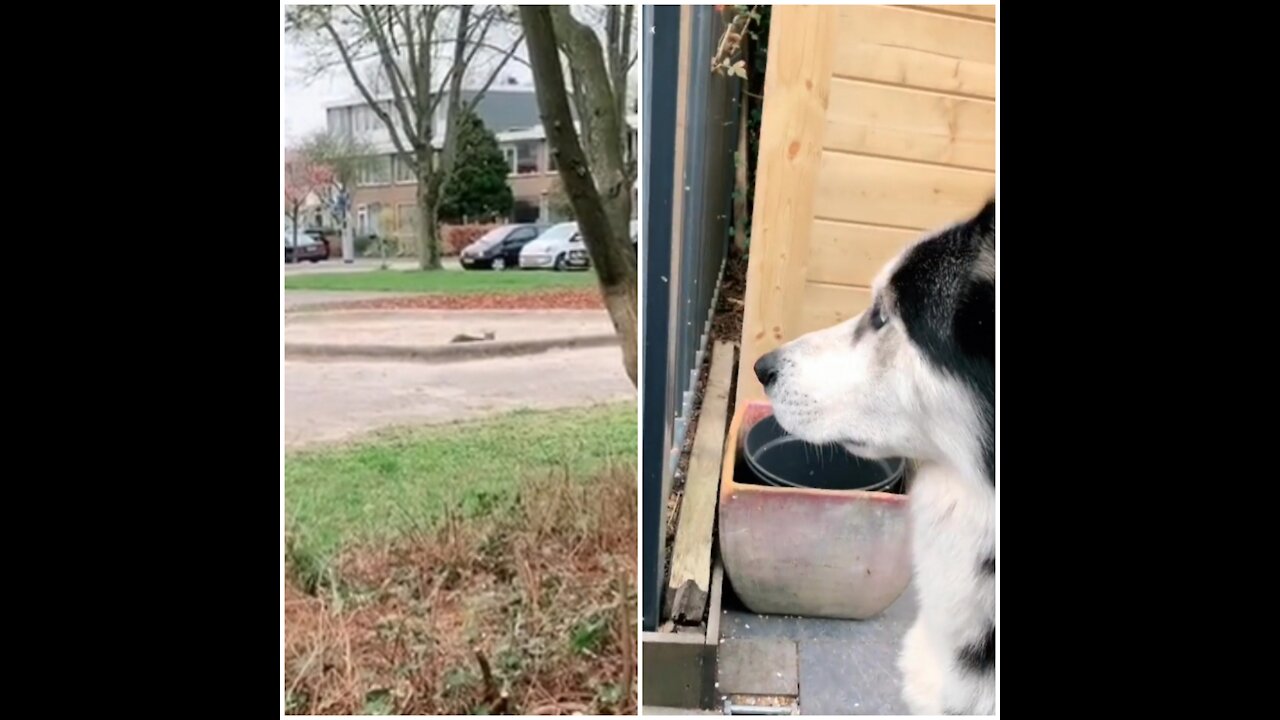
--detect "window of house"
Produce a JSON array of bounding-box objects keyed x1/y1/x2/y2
[
  {"x1": 516, "y1": 141, "x2": 539, "y2": 175},
  {"x1": 502, "y1": 145, "x2": 517, "y2": 174},
  {"x1": 356, "y1": 105, "x2": 384, "y2": 132},
  {"x1": 394, "y1": 154, "x2": 415, "y2": 184},
  {"x1": 358, "y1": 155, "x2": 393, "y2": 186},
  {"x1": 328, "y1": 108, "x2": 349, "y2": 137},
  {"x1": 548, "y1": 143, "x2": 558, "y2": 172},
  {"x1": 356, "y1": 205, "x2": 369, "y2": 235}
]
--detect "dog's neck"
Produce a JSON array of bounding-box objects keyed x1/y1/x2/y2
[
  {"x1": 914, "y1": 456, "x2": 990, "y2": 494},
  {"x1": 920, "y1": 396, "x2": 993, "y2": 489},
  {"x1": 921, "y1": 420, "x2": 988, "y2": 491}
]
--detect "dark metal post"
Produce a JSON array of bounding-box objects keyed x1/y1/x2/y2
[{"x1": 642, "y1": 3, "x2": 680, "y2": 633}]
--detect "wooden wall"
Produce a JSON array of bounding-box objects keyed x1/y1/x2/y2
[{"x1": 738, "y1": 4, "x2": 996, "y2": 404}]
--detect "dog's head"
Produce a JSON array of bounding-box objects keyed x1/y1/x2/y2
[{"x1": 755, "y1": 199, "x2": 995, "y2": 479}]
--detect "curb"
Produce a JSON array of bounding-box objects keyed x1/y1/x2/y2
[
  {"x1": 284, "y1": 308, "x2": 611, "y2": 324},
  {"x1": 285, "y1": 333, "x2": 620, "y2": 364}
]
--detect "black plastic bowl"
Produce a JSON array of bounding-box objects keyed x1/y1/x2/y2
[{"x1": 742, "y1": 415, "x2": 906, "y2": 492}]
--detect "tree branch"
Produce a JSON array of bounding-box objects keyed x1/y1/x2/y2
[
  {"x1": 436, "y1": 4, "x2": 473, "y2": 188},
  {"x1": 520, "y1": 4, "x2": 637, "y2": 385},
  {"x1": 615, "y1": 5, "x2": 634, "y2": 157},
  {"x1": 398, "y1": 6, "x2": 419, "y2": 99},
  {"x1": 548, "y1": 6, "x2": 628, "y2": 213},
  {"x1": 359, "y1": 5, "x2": 421, "y2": 150},
  {"x1": 320, "y1": 15, "x2": 413, "y2": 162},
  {"x1": 462, "y1": 33, "x2": 525, "y2": 116},
  {"x1": 519, "y1": 6, "x2": 628, "y2": 283}
]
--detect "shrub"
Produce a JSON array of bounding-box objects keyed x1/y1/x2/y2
[{"x1": 442, "y1": 224, "x2": 502, "y2": 256}]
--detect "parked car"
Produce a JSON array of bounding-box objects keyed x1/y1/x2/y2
[
  {"x1": 459, "y1": 224, "x2": 545, "y2": 270},
  {"x1": 565, "y1": 220, "x2": 639, "y2": 269},
  {"x1": 284, "y1": 230, "x2": 328, "y2": 263},
  {"x1": 303, "y1": 228, "x2": 340, "y2": 259},
  {"x1": 519, "y1": 221, "x2": 582, "y2": 271}
]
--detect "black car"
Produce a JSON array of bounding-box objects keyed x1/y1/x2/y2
[
  {"x1": 304, "y1": 228, "x2": 339, "y2": 259},
  {"x1": 459, "y1": 224, "x2": 546, "y2": 270},
  {"x1": 284, "y1": 230, "x2": 329, "y2": 263}
]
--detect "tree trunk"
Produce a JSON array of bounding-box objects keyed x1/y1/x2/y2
[
  {"x1": 416, "y1": 179, "x2": 442, "y2": 270},
  {"x1": 521, "y1": 5, "x2": 638, "y2": 386},
  {"x1": 549, "y1": 7, "x2": 632, "y2": 246},
  {"x1": 289, "y1": 207, "x2": 300, "y2": 247}
]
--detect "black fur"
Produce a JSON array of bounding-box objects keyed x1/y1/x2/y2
[
  {"x1": 889, "y1": 199, "x2": 996, "y2": 483},
  {"x1": 957, "y1": 624, "x2": 995, "y2": 673},
  {"x1": 981, "y1": 554, "x2": 995, "y2": 576}
]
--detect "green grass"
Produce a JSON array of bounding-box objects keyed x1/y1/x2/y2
[
  {"x1": 284, "y1": 268, "x2": 598, "y2": 294},
  {"x1": 284, "y1": 403, "x2": 636, "y2": 565}
]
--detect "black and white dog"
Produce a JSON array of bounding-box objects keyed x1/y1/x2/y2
[{"x1": 754, "y1": 199, "x2": 995, "y2": 714}]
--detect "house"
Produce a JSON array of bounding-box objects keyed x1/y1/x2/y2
[{"x1": 325, "y1": 87, "x2": 638, "y2": 243}]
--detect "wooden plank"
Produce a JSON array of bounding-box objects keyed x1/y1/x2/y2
[
  {"x1": 813, "y1": 152, "x2": 994, "y2": 230},
  {"x1": 825, "y1": 78, "x2": 995, "y2": 170},
  {"x1": 733, "y1": 61, "x2": 750, "y2": 251},
  {"x1": 667, "y1": 5, "x2": 694, "y2": 292},
  {"x1": 831, "y1": 5, "x2": 996, "y2": 99},
  {"x1": 799, "y1": 283, "x2": 874, "y2": 335},
  {"x1": 737, "y1": 5, "x2": 839, "y2": 406},
  {"x1": 704, "y1": 562, "x2": 726, "y2": 648},
  {"x1": 661, "y1": 6, "x2": 694, "y2": 515},
  {"x1": 839, "y1": 5, "x2": 995, "y2": 64},
  {"x1": 833, "y1": 42, "x2": 995, "y2": 100},
  {"x1": 667, "y1": 342, "x2": 736, "y2": 624},
  {"x1": 909, "y1": 4, "x2": 997, "y2": 21},
  {"x1": 806, "y1": 219, "x2": 920, "y2": 287}
]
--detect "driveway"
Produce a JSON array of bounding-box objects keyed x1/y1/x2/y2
[{"x1": 283, "y1": 346, "x2": 634, "y2": 448}]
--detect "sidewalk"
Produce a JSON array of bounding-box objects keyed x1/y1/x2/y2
[
  {"x1": 284, "y1": 290, "x2": 419, "y2": 311},
  {"x1": 284, "y1": 309, "x2": 619, "y2": 364}
]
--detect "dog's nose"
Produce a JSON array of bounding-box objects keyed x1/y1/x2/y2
[{"x1": 754, "y1": 351, "x2": 780, "y2": 389}]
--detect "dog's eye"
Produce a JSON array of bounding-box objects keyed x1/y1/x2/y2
[{"x1": 870, "y1": 301, "x2": 888, "y2": 331}]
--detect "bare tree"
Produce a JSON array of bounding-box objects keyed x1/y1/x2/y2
[
  {"x1": 552, "y1": 6, "x2": 636, "y2": 245},
  {"x1": 299, "y1": 130, "x2": 372, "y2": 235},
  {"x1": 285, "y1": 150, "x2": 333, "y2": 246},
  {"x1": 520, "y1": 6, "x2": 638, "y2": 386},
  {"x1": 286, "y1": 5, "x2": 523, "y2": 270}
]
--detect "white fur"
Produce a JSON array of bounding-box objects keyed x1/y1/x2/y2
[
  {"x1": 900, "y1": 462, "x2": 994, "y2": 714},
  {"x1": 762, "y1": 235, "x2": 995, "y2": 715}
]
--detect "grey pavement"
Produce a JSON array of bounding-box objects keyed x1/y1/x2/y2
[
  {"x1": 719, "y1": 584, "x2": 916, "y2": 715},
  {"x1": 283, "y1": 346, "x2": 634, "y2": 449}
]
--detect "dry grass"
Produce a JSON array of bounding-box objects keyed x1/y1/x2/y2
[{"x1": 285, "y1": 465, "x2": 637, "y2": 715}]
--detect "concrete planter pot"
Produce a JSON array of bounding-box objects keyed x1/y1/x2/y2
[{"x1": 718, "y1": 401, "x2": 912, "y2": 620}]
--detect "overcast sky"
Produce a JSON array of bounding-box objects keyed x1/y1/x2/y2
[
  {"x1": 282, "y1": 22, "x2": 534, "y2": 143},
  {"x1": 282, "y1": 6, "x2": 636, "y2": 145}
]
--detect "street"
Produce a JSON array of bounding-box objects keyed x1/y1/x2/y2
[{"x1": 283, "y1": 346, "x2": 634, "y2": 449}]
